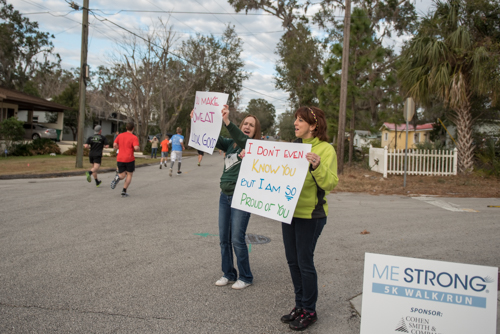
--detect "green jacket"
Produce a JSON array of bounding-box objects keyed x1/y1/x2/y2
[
  {"x1": 215, "y1": 122, "x2": 249, "y2": 195},
  {"x1": 294, "y1": 137, "x2": 339, "y2": 219}
]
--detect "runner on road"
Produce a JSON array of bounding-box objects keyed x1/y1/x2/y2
[
  {"x1": 84, "y1": 125, "x2": 109, "y2": 187},
  {"x1": 169, "y1": 127, "x2": 185, "y2": 176},
  {"x1": 159, "y1": 135, "x2": 169, "y2": 169},
  {"x1": 111, "y1": 122, "x2": 140, "y2": 197}
]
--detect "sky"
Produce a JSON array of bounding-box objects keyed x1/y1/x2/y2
[{"x1": 15, "y1": 0, "x2": 433, "y2": 116}]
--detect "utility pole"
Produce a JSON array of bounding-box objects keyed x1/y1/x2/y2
[
  {"x1": 75, "y1": 0, "x2": 89, "y2": 168},
  {"x1": 336, "y1": 0, "x2": 351, "y2": 175}
]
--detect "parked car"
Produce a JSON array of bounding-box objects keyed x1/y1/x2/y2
[{"x1": 23, "y1": 123, "x2": 57, "y2": 140}]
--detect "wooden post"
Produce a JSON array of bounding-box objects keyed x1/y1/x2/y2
[{"x1": 336, "y1": 0, "x2": 351, "y2": 175}]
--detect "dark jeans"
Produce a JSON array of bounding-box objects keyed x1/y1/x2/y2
[
  {"x1": 151, "y1": 148, "x2": 157, "y2": 158},
  {"x1": 218, "y1": 192, "x2": 253, "y2": 284},
  {"x1": 282, "y1": 217, "x2": 326, "y2": 312}
]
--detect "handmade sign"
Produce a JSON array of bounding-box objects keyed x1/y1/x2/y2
[
  {"x1": 189, "y1": 91, "x2": 229, "y2": 154},
  {"x1": 360, "y1": 253, "x2": 498, "y2": 334},
  {"x1": 231, "y1": 139, "x2": 311, "y2": 224}
]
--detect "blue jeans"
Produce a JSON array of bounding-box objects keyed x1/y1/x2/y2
[
  {"x1": 282, "y1": 217, "x2": 326, "y2": 312},
  {"x1": 151, "y1": 148, "x2": 157, "y2": 158},
  {"x1": 218, "y1": 192, "x2": 253, "y2": 284}
]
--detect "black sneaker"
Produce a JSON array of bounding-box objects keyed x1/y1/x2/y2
[
  {"x1": 96, "y1": 180, "x2": 102, "y2": 187},
  {"x1": 176, "y1": 171, "x2": 182, "y2": 175},
  {"x1": 110, "y1": 175, "x2": 120, "y2": 189},
  {"x1": 159, "y1": 164, "x2": 162, "y2": 169},
  {"x1": 121, "y1": 191, "x2": 129, "y2": 197},
  {"x1": 281, "y1": 308, "x2": 303, "y2": 323},
  {"x1": 289, "y1": 310, "x2": 317, "y2": 331}
]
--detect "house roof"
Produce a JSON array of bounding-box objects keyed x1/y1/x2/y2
[
  {"x1": 0, "y1": 86, "x2": 70, "y2": 112},
  {"x1": 380, "y1": 122, "x2": 434, "y2": 131}
]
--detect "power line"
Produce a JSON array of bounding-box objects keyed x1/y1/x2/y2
[
  {"x1": 91, "y1": 9, "x2": 277, "y2": 16},
  {"x1": 87, "y1": 11, "x2": 287, "y2": 103},
  {"x1": 21, "y1": 11, "x2": 282, "y2": 36},
  {"x1": 18, "y1": 2, "x2": 289, "y2": 104}
]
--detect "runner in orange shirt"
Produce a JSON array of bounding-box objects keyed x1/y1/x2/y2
[{"x1": 159, "y1": 135, "x2": 170, "y2": 169}]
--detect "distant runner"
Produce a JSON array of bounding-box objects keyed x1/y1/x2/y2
[
  {"x1": 159, "y1": 135, "x2": 169, "y2": 169},
  {"x1": 169, "y1": 127, "x2": 185, "y2": 176},
  {"x1": 84, "y1": 125, "x2": 109, "y2": 187}
]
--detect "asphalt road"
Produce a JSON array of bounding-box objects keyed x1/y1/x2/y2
[{"x1": 0, "y1": 153, "x2": 499, "y2": 333}]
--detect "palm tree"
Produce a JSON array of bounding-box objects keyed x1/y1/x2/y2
[{"x1": 398, "y1": 0, "x2": 500, "y2": 173}]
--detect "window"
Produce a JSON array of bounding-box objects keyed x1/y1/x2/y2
[
  {"x1": 414, "y1": 133, "x2": 420, "y2": 143},
  {"x1": 384, "y1": 133, "x2": 388, "y2": 141},
  {"x1": 32, "y1": 116, "x2": 39, "y2": 123}
]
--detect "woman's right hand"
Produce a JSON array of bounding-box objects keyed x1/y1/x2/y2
[
  {"x1": 190, "y1": 109, "x2": 194, "y2": 119},
  {"x1": 222, "y1": 105, "x2": 230, "y2": 126}
]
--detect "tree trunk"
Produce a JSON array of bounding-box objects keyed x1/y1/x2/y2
[
  {"x1": 454, "y1": 103, "x2": 475, "y2": 173},
  {"x1": 394, "y1": 123, "x2": 397, "y2": 150},
  {"x1": 348, "y1": 98, "x2": 355, "y2": 166}
]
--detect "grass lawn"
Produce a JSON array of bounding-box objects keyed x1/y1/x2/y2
[
  {"x1": 336, "y1": 164, "x2": 500, "y2": 198},
  {"x1": 0, "y1": 150, "x2": 199, "y2": 176}
]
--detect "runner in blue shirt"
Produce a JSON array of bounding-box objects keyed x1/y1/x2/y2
[{"x1": 169, "y1": 127, "x2": 185, "y2": 176}]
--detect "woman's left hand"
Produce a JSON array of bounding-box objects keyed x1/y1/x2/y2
[
  {"x1": 306, "y1": 152, "x2": 320, "y2": 170},
  {"x1": 238, "y1": 149, "x2": 246, "y2": 159}
]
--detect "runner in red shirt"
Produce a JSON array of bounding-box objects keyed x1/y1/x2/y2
[{"x1": 110, "y1": 122, "x2": 140, "y2": 197}]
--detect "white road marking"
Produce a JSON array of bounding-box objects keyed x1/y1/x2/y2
[{"x1": 412, "y1": 196, "x2": 478, "y2": 212}]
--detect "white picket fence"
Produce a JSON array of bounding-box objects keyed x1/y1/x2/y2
[{"x1": 369, "y1": 146, "x2": 458, "y2": 178}]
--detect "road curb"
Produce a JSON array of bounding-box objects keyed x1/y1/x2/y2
[{"x1": 0, "y1": 163, "x2": 154, "y2": 180}]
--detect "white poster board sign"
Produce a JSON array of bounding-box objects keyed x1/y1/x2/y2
[
  {"x1": 188, "y1": 91, "x2": 229, "y2": 154},
  {"x1": 361, "y1": 253, "x2": 498, "y2": 334},
  {"x1": 231, "y1": 139, "x2": 311, "y2": 224}
]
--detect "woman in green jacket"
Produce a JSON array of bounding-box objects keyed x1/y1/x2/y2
[
  {"x1": 281, "y1": 106, "x2": 339, "y2": 331},
  {"x1": 191, "y1": 106, "x2": 261, "y2": 290}
]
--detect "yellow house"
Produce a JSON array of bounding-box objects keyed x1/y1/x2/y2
[{"x1": 380, "y1": 122, "x2": 434, "y2": 150}]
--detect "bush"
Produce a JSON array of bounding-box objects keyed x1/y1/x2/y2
[
  {"x1": 105, "y1": 134, "x2": 114, "y2": 146},
  {"x1": 143, "y1": 141, "x2": 152, "y2": 155},
  {"x1": 8, "y1": 138, "x2": 61, "y2": 156},
  {"x1": 10, "y1": 142, "x2": 32, "y2": 156},
  {"x1": 370, "y1": 139, "x2": 382, "y2": 148},
  {"x1": 475, "y1": 138, "x2": 500, "y2": 177},
  {"x1": 30, "y1": 138, "x2": 61, "y2": 155},
  {"x1": 63, "y1": 144, "x2": 89, "y2": 156},
  {"x1": 0, "y1": 117, "x2": 25, "y2": 151}
]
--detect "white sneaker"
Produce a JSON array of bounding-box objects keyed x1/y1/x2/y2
[
  {"x1": 215, "y1": 277, "x2": 235, "y2": 286},
  {"x1": 231, "y1": 280, "x2": 252, "y2": 290}
]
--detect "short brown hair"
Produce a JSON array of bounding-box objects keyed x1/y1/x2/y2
[
  {"x1": 294, "y1": 106, "x2": 328, "y2": 142},
  {"x1": 176, "y1": 127, "x2": 182, "y2": 134},
  {"x1": 126, "y1": 122, "x2": 135, "y2": 131}
]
